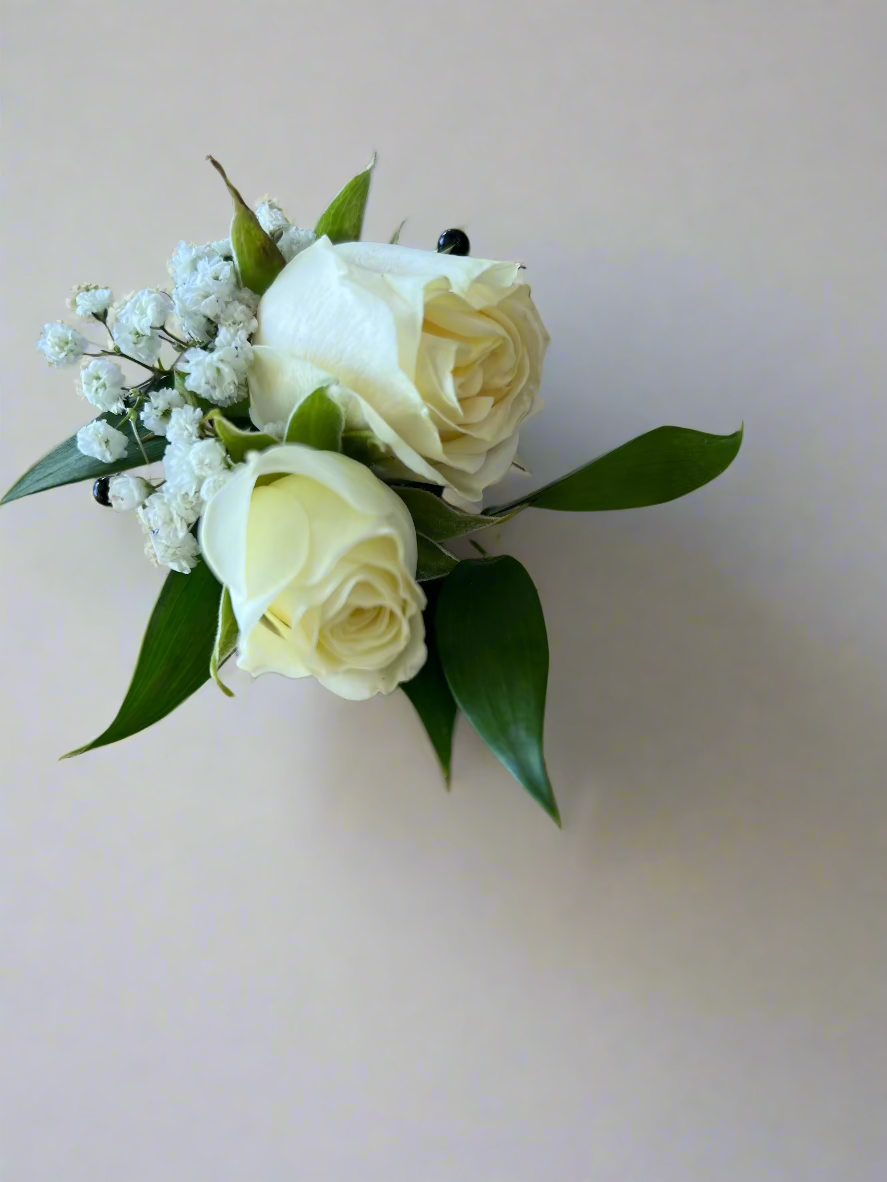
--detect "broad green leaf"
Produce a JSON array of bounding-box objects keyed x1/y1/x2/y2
[
  {"x1": 205, "y1": 409, "x2": 277, "y2": 462},
  {"x1": 395, "y1": 487, "x2": 514, "y2": 541},
  {"x1": 62, "y1": 561, "x2": 223, "y2": 757},
  {"x1": 490, "y1": 425, "x2": 744, "y2": 514},
  {"x1": 416, "y1": 535, "x2": 458, "y2": 581},
  {"x1": 210, "y1": 586, "x2": 239, "y2": 697},
  {"x1": 224, "y1": 398, "x2": 252, "y2": 421},
  {"x1": 436, "y1": 556, "x2": 560, "y2": 825},
  {"x1": 2, "y1": 412, "x2": 165, "y2": 505},
  {"x1": 402, "y1": 583, "x2": 457, "y2": 782},
  {"x1": 208, "y1": 156, "x2": 286, "y2": 296},
  {"x1": 341, "y1": 428, "x2": 388, "y2": 466},
  {"x1": 285, "y1": 387, "x2": 344, "y2": 451},
  {"x1": 314, "y1": 155, "x2": 375, "y2": 244}
]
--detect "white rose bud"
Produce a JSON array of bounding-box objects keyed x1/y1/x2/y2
[
  {"x1": 248, "y1": 238, "x2": 549, "y2": 503},
  {"x1": 108, "y1": 473, "x2": 152, "y2": 511},
  {"x1": 199, "y1": 444, "x2": 426, "y2": 700}
]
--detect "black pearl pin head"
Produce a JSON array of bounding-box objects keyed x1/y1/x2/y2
[
  {"x1": 437, "y1": 228, "x2": 470, "y2": 256},
  {"x1": 93, "y1": 477, "x2": 112, "y2": 506}
]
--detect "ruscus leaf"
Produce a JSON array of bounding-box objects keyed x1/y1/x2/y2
[
  {"x1": 416, "y1": 535, "x2": 459, "y2": 581},
  {"x1": 395, "y1": 487, "x2": 514, "y2": 541},
  {"x1": 208, "y1": 156, "x2": 286, "y2": 296},
  {"x1": 402, "y1": 583, "x2": 457, "y2": 783},
  {"x1": 314, "y1": 155, "x2": 375, "y2": 244},
  {"x1": 341, "y1": 428, "x2": 388, "y2": 466},
  {"x1": 284, "y1": 387, "x2": 344, "y2": 451},
  {"x1": 62, "y1": 560, "x2": 223, "y2": 757},
  {"x1": 436, "y1": 556, "x2": 560, "y2": 825},
  {"x1": 205, "y1": 409, "x2": 277, "y2": 463},
  {"x1": 2, "y1": 412, "x2": 165, "y2": 505},
  {"x1": 210, "y1": 586, "x2": 239, "y2": 697},
  {"x1": 490, "y1": 425, "x2": 744, "y2": 514}
]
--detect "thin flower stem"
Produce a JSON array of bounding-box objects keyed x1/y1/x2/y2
[
  {"x1": 99, "y1": 348, "x2": 157, "y2": 372},
  {"x1": 129, "y1": 415, "x2": 150, "y2": 467},
  {"x1": 160, "y1": 328, "x2": 188, "y2": 347}
]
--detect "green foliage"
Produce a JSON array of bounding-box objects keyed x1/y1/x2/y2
[
  {"x1": 204, "y1": 409, "x2": 277, "y2": 463},
  {"x1": 62, "y1": 561, "x2": 223, "y2": 757},
  {"x1": 284, "y1": 387, "x2": 344, "y2": 451},
  {"x1": 1, "y1": 412, "x2": 165, "y2": 505},
  {"x1": 402, "y1": 583, "x2": 457, "y2": 782},
  {"x1": 436, "y1": 557, "x2": 560, "y2": 825},
  {"x1": 395, "y1": 487, "x2": 512, "y2": 541},
  {"x1": 491, "y1": 425, "x2": 744, "y2": 514},
  {"x1": 341, "y1": 429, "x2": 388, "y2": 466},
  {"x1": 210, "y1": 586, "x2": 239, "y2": 697},
  {"x1": 415, "y1": 535, "x2": 458, "y2": 581},
  {"x1": 208, "y1": 155, "x2": 285, "y2": 296},
  {"x1": 314, "y1": 155, "x2": 375, "y2": 243}
]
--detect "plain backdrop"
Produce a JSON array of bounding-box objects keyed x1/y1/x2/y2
[{"x1": 1, "y1": 2, "x2": 885, "y2": 1179}]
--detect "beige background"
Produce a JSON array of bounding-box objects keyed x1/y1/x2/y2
[{"x1": 2, "y1": 1, "x2": 886, "y2": 1178}]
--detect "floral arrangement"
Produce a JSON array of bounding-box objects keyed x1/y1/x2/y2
[{"x1": 4, "y1": 157, "x2": 742, "y2": 824}]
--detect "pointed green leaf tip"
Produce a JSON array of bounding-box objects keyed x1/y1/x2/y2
[
  {"x1": 210, "y1": 586, "x2": 239, "y2": 697},
  {"x1": 314, "y1": 155, "x2": 375, "y2": 244},
  {"x1": 436, "y1": 557, "x2": 561, "y2": 826},
  {"x1": 61, "y1": 562, "x2": 224, "y2": 758},
  {"x1": 415, "y1": 536, "x2": 459, "y2": 582},
  {"x1": 284, "y1": 387, "x2": 344, "y2": 452},
  {"x1": 490, "y1": 425, "x2": 744, "y2": 515},
  {"x1": 207, "y1": 155, "x2": 285, "y2": 297},
  {"x1": 402, "y1": 582, "x2": 457, "y2": 784},
  {"x1": 204, "y1": 409, "x2": 278, "y2": 463},
  {"x1": 2, "y1": 410, "x2": 167, "y2": 505}
]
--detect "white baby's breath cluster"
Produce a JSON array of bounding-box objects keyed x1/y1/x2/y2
[
  {"x1": 33, "y1": 222, "x2": 262, "y2": 577},
  {"x1": 33, "y1": 192, "x2": 317, "y2": 575}
]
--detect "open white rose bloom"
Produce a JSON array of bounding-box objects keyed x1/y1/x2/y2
[
  {"x1": 6, "y1": 155, "x2": 742, "y2": 821},
  {"x1": 249, "y1": 238, "x2": 550, "y2": 503},
  {"x1": 200, "y1": 445, "x2": 426, "y2": 700}
]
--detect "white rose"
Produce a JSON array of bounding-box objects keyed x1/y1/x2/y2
[
  {"x1": 199, "y1": 444, "x2": 426, "y2": 700},
  {"x1": 247, "y1": 238, "x2": 549, "y2": 503}
]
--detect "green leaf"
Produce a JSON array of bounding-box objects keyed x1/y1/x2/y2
[
  {"x1": 436, "y1": 556, "x2": 560, "y2": 825},
  {"x1": 402, "y1": 583, "x2": 457, "y2": 783},
  {"x1": 210, "y1": 586, "x2": 239, "y2": 697},
  {"x1": 416, "y1": 535, "x2": 458, "y2": 581},
  {"x1": 389, "y1": 219, "x2": 406, "y2": 245},
  {"x1": 62, "y1": 560, "x2": 223, "y2": 757},
  {"x1": 2, "y1": 412, "x2": 165, "y2": 505},
  {"x1": 341, "y1": 428, "x2": 388, "y2": 466},
  {"x1": 208, "y1": 156, "x2": 286, "y2": 296},
  {"x1": 224, "y1": 398, "x2": 252, "y2": 421},
  {"x1": 395, "y1": 487, "x2": 514, "y2": 541},
  {"x1": 285, "y1": 387, "x2": 344, "y2": 451},
  {"x1": 490, "y1": 425, "x2": 744, "y2": 514},
  {"x1": 205, "y1": 409, "x2": 277, "y2": 463},
  {"x1": 314, "y1": 155, "x2": 375, "y2": 244}
]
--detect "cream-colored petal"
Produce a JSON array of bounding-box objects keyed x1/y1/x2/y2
[
  {"x1": 313, "y1": 611, "x2": 427, "y2": 701},
  {"x1": 247, "y1": 346, "x2": 333, "y2": 430},
  {"x1": 199, "y1": 459, "x2": 258, "y2": 600},
  {"x1": 439, "y1": 433, "x2": 522, "y2": 502},
  {"x1": 237, "y1": 615, "x2": 312, "y2": 680},
  {"x1": 335, "y1": 241, "x2": 520, "y2": 305},
  {"x1": 256, "y1": 237, "x2": 429, "y2": 433}
]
